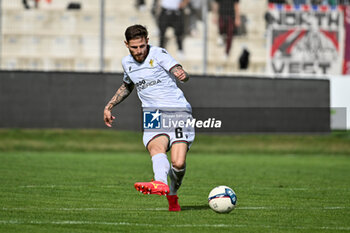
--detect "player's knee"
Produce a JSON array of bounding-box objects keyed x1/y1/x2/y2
[
  {"x1": 171, "y1": 161, "x2": 185, "y2": 170},
  {"x1": 148, "y1": 144, "x2": 167, "y2": 156}
]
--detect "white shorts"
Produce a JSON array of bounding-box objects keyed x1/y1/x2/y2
[{"x1": 142, "y1": 110, "x2": 195, "y2": 151}]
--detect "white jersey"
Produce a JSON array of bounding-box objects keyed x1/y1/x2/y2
[
  {"x1": 122, "y1": 45, "x2": 191, "y2": 110},
  {"x1": 161, "y1": 0, "x2": 182, "y2": 10}
]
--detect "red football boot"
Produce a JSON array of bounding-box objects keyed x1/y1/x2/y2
[
  {"x1": 134, "y1": 181, "x2": 169, "y2": 196},
  {"x1": 167, "y1": 195, "x2": 181, "y2": 211}
]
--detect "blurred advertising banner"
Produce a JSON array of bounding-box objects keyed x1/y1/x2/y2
[
  {"x1": 267, "y1": 4, "x2": 344, "y2": 75},
  {"x1": 343, "y1": 6, "x2": 350, "y2": 75}
]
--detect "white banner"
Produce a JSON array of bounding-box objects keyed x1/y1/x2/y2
[{"x1": 267, "y1": 4, "x2": 344, "y2": 75}]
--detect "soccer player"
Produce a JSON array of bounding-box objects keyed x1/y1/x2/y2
[{"x1": 103, "y1": 24, "x2": 195, "y2": 211}]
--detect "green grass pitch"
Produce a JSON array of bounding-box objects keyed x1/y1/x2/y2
[{"x1": 0, "y1": 129, "x2": 350, "y2": 232}]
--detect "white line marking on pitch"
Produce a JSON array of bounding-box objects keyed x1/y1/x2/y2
[
  {"x1": 16, "y1": 185, "x2": 126, "y2": 188},
  {"x1": 16, "y1": 185, "x2": 350, "y2": 191},
  {"x1": 238, "y1": 206, "x2": 349, "y2": 210},
  {"x1": 1, "y1": 207, "x2": 168, "y2": 211},
  {"x1": 2, "y1": 206, "x2": 349, "y2": 212},
  {"x1": 0, "y1": 220, "x2": 350, "y2": 231}
]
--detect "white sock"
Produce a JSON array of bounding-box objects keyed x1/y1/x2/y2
[
  {"x1": 169, "y1": 164, "x2": 186, "y2": 195},
  {"x1": 151, "y1": 153, "x2": 170, "y2": 185}
]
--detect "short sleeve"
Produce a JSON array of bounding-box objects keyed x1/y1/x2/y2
[
  {"x1": 156, "y1": 48, "x2": 179, "y2": 72},
  {"x1": 122, "y1": 59, "x2": 133, "y2": 84},
  {"x1": 123, "y1": 71, "x2": 132, "y2": 84}
]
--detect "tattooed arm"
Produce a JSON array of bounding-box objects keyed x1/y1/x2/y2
[
  {"x1": 103, "y1": 82, "x2": 134, "y2": 127},
  {"x1": 170, "y1": 65, "x2": 189, "y2": 83}
]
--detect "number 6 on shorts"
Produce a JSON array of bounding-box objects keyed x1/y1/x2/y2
[{"x1": 175, "y1": 127, "x2": 183, "y2": 138}]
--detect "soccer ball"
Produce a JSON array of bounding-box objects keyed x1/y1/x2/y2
[{"x1": 208, "y1": 185, "x2": 237, "y2": 213}]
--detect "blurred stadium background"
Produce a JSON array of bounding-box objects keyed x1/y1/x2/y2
[
  {"x1": 0, "y1": 0, "x2": 349, "y2": 130},
  {"x1": 1, "y1": 0, "x2": 267, "y2": 73},
  {"x1": 1, "y1": 0, "x2": 348, "y2": 74}
]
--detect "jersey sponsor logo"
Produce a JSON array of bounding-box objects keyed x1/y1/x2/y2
[{"x1": 135, "y1": 79, "x2": 162, "y2": 91}]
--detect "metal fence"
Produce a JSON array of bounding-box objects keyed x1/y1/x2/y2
[{"x1": 0, "y1": 0, "x2": 347, "y2": 75}]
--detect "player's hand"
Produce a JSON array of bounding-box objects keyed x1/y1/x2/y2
[
  {"x1": 173, "y1": 67, "x2": 189, "y2": 82},
  {"x1": 104, "y1": 109, "x2": 115, "y2": 127}
]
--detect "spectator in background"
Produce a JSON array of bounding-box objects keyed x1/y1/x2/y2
[
  {"x1": 212, "y1": 0, "x2": 241, "y2": 59},
  {"x1": 23, "y1": 0, "x2": 30, "y2": 9},
  {"x1": 158, "y1": 0, "x2": 190, "y2": 59},
  {"x1": 135, "y1": 0, "x2": 147, "y2": 11},
  {"x1": 150, "y1": 0, "x2": 161, "y2": 27},
  {"x1": 188, "y1": 0, "x2": 203, "y2": 36},
  {"x1": 22, "y1": 0, "x2": 38, "y2": 9},
  {"x1": 23, "y1": 0, "x2": 52, "y2": 9}
]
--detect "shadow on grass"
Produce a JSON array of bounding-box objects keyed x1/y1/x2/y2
[{"x1": 181, "y1": 204, "x2": 209, "y2": 211}]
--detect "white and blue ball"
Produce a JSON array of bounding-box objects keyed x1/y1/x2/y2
[{"x1": 208, "y1": 185, "x2": 237, "y2": 213}]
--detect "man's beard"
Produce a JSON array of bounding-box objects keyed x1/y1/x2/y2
[{"x1": 132, "y1": 53, "x2": 145, "y2": 63}]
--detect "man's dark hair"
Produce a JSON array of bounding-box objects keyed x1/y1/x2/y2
[{"x1": 125, "y1": 24, "x2": 148, "y2": 42}]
